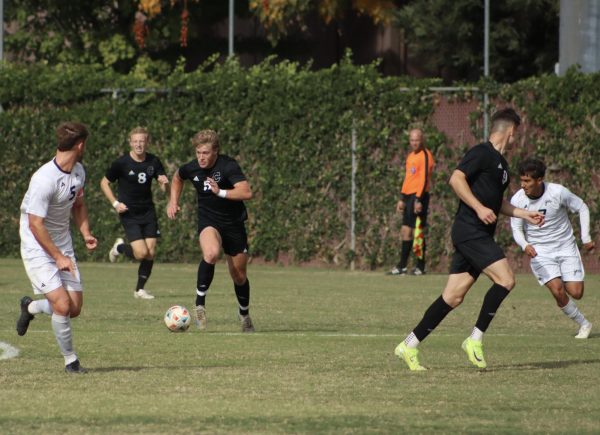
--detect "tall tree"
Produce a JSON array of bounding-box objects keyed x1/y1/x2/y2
[
  {"x1": 394, "y1": 0, "x2": 559, "y2": 83},
  {"x1": 249, "y1": 0, "x2": 397, "y2": 44}
]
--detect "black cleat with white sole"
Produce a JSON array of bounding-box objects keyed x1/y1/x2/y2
[
  {"x1": 16, "y1": 296, "x2": 34, "y2": 336},
  {"x1": 65, "y1": 360, "x2": 88, "y2": 374}
]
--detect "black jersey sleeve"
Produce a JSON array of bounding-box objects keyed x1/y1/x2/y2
[
  {"x1": 225, "y1": 159, "x2": 247, "y2": 185},
  {"x1": 456, "y1": 145, "x2": 490, "y2": 181},
  {"x1": 178, "y1": 162, "x2": 191, "y2": 181},
  {"x1": 154, "y1": 156, "x2": 166, "y2": 178},
  {"x1": 105, "y1": 158, "x2": 122, "y2": 182}
]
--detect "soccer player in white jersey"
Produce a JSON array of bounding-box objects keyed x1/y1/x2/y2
[
  {"x1": 510, "y1": 157, "x2": 594, "y2": 339},
  {"x1": 16, "y1": 122, "x2": 97, "y2": 373}
]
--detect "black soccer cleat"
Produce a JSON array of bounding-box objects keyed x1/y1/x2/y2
[
  {"x1": 65, "y1": 360, "x2": 88, "y2": 374},
  {"x1": 16, "y1": 296, "x2": 35, "y2": 336}
]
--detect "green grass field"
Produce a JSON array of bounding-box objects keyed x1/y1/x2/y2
[{"x1": 1, "y1": 258, "x2": 599, "y2": 434}]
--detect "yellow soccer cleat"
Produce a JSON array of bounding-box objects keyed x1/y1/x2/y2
[
  {"x1": 462, "y1": 338, "x2": 487, "y2": 369},
  {"x1": 394, "y1": 342, "x2": 427, "y2": 371}
]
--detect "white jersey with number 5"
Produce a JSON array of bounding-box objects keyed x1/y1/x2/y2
[
  {"x1": 20, "y1": 159, "x2": 86, "y2": 260},
  {"x1": 510, "y1": 182, "x2": 591, "y2": 256}
]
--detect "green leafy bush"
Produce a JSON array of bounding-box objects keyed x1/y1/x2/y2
[{"x1": 1, "y1": 60, "x2": 598, "y2": 270}]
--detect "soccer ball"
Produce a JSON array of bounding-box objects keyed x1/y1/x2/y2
[{"x1": 164, "y1": 305, "x2": 191, "y2": 332}]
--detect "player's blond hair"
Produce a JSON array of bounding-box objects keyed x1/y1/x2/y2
[
  {"x1": 192, "y1": 129, "x2": 219, "y2": 151},
  {"x1": 129, "y1": 126, "x2": 150, "y2": 142}
]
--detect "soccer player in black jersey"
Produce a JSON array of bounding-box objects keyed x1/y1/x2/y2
[
  {"x1": 100, "y1": 127, "x2": 169, "y2": 300},
  {"x1": 395, "y1": 108, "x2": 545, "y2": 370},
  {"x1": 167, "y1": 129, "x2": 255, "y2": 332}
]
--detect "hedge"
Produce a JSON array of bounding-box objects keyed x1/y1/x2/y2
[{"x1": 1, "y1": 58, "x2": 598, "y2": 270}]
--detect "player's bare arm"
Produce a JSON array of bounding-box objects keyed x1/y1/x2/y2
[
  {"x1": 449, "y1": 169, "x2": 496, "y2": 224},
  {"x1": 205, "y1": 178, "x2": 253, "y2": 201},
  {"x1": 100, "y1": 176, "x2": 128, "y2": 214},
  {"x1": 28, "y1": 213, "x2": 76, "y2": 275},
  {"x1": 501, "y1": 199, "x2": 544, "y2": 226},
  {"x1": 157, "y1": 174, "x2": 169, "y2": 192},
  {"x1": 72, "y1": 195, "x2": 97, "y2": 251},
  {"x1": 167, "y1": 170, "x2": 183, "y2": 219}
]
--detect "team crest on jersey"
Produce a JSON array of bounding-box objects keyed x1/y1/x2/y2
[
  {"x1": 212, "y1": 171, "x2": 221, "y2": 182},
  {"x1": 146, "y1": 166, "x2": 155, "y2": 176}
]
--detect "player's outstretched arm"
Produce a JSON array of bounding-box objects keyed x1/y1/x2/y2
[
  {"x1": 449, "y1": 170, "x2": 496, "y2": 224},
  {"x1": 167, "y1": 170, "x2": 183, "y2": 219},
  {"x1": 501, "y1": 199, "x2": 544, "y2": 226}
]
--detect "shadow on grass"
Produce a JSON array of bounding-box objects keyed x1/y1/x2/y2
[
  {"x1": 90, "y1": 364, "x2": 230, "y2": 373},
  {"x1": 487, "y1": 358, "x2": 600, "y2": 371}
]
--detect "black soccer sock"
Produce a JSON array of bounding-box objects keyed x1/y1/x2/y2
[
  {"x1": 416, "y1": 240, "x2": 426, "y2": 271},
  {"x1": 195, "y1": 260, "x2": 215, "y2": 306},
  {"x1": 474, "y1": 283, "x2": 511, "y2": 332},
  {"x1": 136, "y1": 260, "x2": 154, "y2": 291},
  {"x1": 413, "y1": 296, "x2": 454, "y2": 341},
  {"x1": 397, "y1": 240, "x2": 412, "y2": 269},
  {"x1": 117, "y1": 243, "x2": 135, "y2": 259},
  {"x1": 234, "y1": 279, "x2": 250, "y2": 315}
]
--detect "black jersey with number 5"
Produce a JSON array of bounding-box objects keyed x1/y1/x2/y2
[
  {"x1": 451, "y1": 142, "x2": 510, "y2": 243},
  {"x1": 105, "y1": 153, "x2": 166, "y2": 214},
  {"x1": 178, "y1": 154, "x2": 248, "y2": 224}
]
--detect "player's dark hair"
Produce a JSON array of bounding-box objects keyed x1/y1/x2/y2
[
  {"x1": 518, "y1": 157, "x2": 546, "y2": 179},
  {"x1": 490, "y1": 108, "x2": 521, "y2": 132},
  {"x1": 56, "y1": 122, "x2": 89, "y2": 151}
]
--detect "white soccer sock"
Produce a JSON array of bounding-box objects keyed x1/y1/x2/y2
[
  {"x1": 404, "y1": 332, "x2": 420, "y2": 349},
  {"x1": 470, "y1": 327, "x2": 484, "y2": 341},
  {"x1": 28, "y1": 299, "x2": 53, "y2": 315},
  {"x1": 51, "y1": 314, "x2": 77, "y2": 364},
  {"x1": 561, "y1": 299, "x2": 589, "y2": 327}
]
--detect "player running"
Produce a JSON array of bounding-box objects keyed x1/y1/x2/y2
[
  {"x1": 394, "y1": 108, "x2": 544, "y2": 371},
  {"x1": 16, "y1": 122, "x2": 97, "y2": 373},
  {"x1": 510, "y1": 157, "x2": 593, "y2": 339},
  {"x1": 167, "y1": 129, "x2": 255, "y2": 332},
  {"x1": 100, "y1": 127, "x2": 169, "y2": 300}
]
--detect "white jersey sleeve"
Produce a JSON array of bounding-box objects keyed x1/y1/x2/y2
[
  {"x1": 20, "y1": 160, "x2": 86, "y2": 259},
  {"x1": 22, "y1": 170, "x2": 55, "y2": 218},
  {"x1": 510, "y1": 190, "x2": 529, "y2": 250},
  {"x1": 560, "y1": 187, "x2": 591, "y2": 244},
  {"x1": 508, "y1": 183, "x2": 581, "y2": 256}
]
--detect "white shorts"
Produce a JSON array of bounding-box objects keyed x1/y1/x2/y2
[
  {"x1": 22, "y1": 256, "x2": 83, "y2": 294},
  {"x1": 530, "y1": 252, "x2": 585, "y2": 286}
]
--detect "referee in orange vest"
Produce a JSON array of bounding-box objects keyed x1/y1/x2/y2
[{"x1": 389, "y1": 128, "x2": 435, "y2": 275}]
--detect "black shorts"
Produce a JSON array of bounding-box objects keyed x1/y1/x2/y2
[
  {"x1": 402, "y1": 193, "x2": 429, "y2": 228},
  {"x1": 449, "y1": 236, "x2": 505, "y2": 280},
  {"x1": 197, "y1": 218, "x2": 249, "y2": 257},
  {"x1": 120, "y1": 208, "x2": 161, "y2": 242}
]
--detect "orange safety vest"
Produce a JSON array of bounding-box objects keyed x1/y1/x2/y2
[{"x1": 401, "y1": 148, "x2": 435, "y2": 198}]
